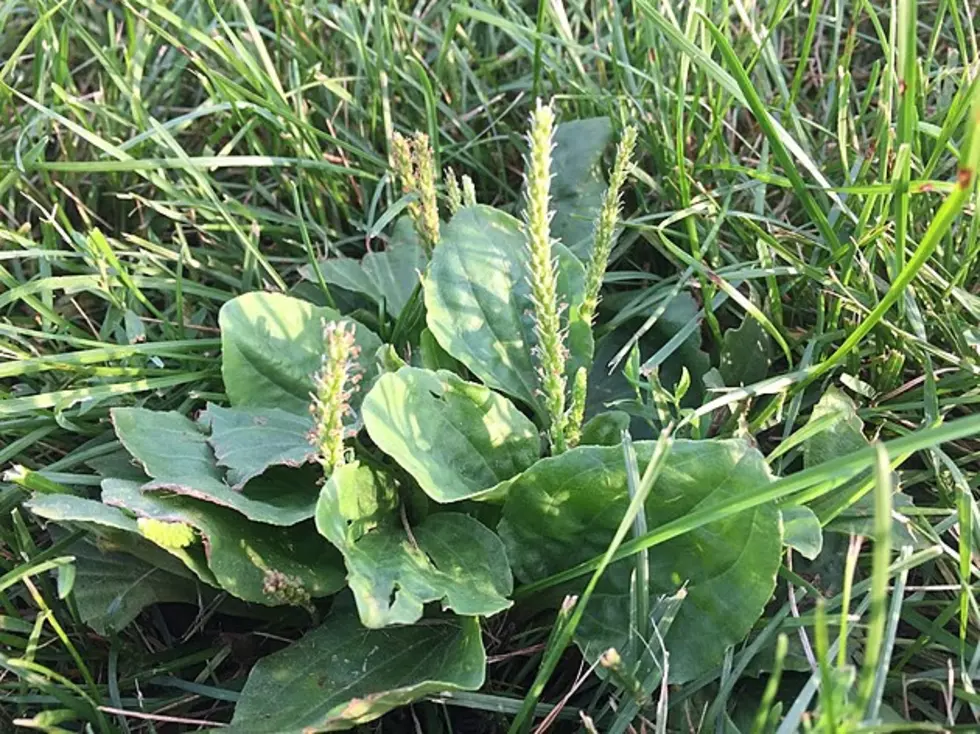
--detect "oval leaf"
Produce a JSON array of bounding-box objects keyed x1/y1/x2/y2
[
  {"x1": 361, "y1": 367, "x2": 540, "y2": 502},
  {"x1": 112, "y1": 407, "x2": 318, "y2": 525},
  {"x1": 424, "y1": 205, "x2": 592, "y2": 414},
  {"x1": 27, "y1": 493, "x2": 216, "y2": 585},
  {"x1": 498, "y1": 439, "x2": 782, "y2": 682},
  {"x1": 316, "y1": 463, "x2": 512, "y2": 627},
  {"x1": 202, "y1": 404, "x2": 315, "y2": 488},
  {"x1": 67, "y1": 536, "x2": 205, "y2": 634},
  {"x1": 229, "y1": 596, "x2": 485, "y2": 732}
]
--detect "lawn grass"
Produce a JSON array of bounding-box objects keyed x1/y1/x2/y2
[{"x1": 1, "y1": 0, "x2": 980, "y2": 731}]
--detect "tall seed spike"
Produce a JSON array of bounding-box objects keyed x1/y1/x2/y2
[
  {"x1": 411, "y1": 132, "x2": 441, "y2": 253},
  {"x1": 445, "y1": 167, "x2": 463, "y2": 215},
  {"x1": 461, "y1": 174, "x2": 477, "y2": 206},
  {"x1": 565, "y1": 366, "x2": 588, "y2": 448},
  {"x1": 582, "y1": 125, "x2": 638, "y2": 324},
  {"x1": 309, "y1": 320, "x2": 361, "y2": 477},
  {"x1": 391, "y1": 131, "x2": 424, "y2": 225},
  {"x1": 523, "y1": 99, "x2": 568, "y2": 454}
]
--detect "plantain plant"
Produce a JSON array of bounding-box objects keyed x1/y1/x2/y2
[{"x1": 21, "y1": 103, "x2": 784, "y2": 732}]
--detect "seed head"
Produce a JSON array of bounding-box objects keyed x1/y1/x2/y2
[
  {"x1": 411, "y1": 132, "x2": 441, "y2": 252},
  {"x1": 461, "y1": 174, "x2": 477, "y2": 206},
  {"x1": 389, "y1": 132, "x2": 441, "y2": 254},
  {"x1": 309, "y1": 320, "x2": 361, "y2": 477},
  {"x1": 582, "y1": 125, "x2": 637, "y2": 324},
  {"x1": 523, "y1": 99, "x2": 568, "y2": 454},
  {"x1": 445, "y1": 167, "x2": 463, "y2": 215},
  {"x1": 565, "y1": 366, "x2": 588, "y2": 448},
  {"x1": 263, "y1": 569, "x2": 312, "y2": 610}
]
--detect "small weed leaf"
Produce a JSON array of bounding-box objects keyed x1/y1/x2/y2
[
  {"x1": 103, "y1": 478, "x2": 345, "y2": 605},
  {"x1": 425, "y1": 205, "x2": 592, "y2": 415},
  {"x1": 780, "y1": 505, "x2": 823, "y2": 560},
  {"x1": 219, "y1": 291, "x2": 381, "y2": 416},
  {"x1": 316, "y1": 463, "x2": 513, "y2": 627},
  {"x1": 720, "y1": 314, "x2": 774, "y2": 387},
  {"x1": 300, "y1": 217, "x2": 426, "y2": 318},
  {"x1": 361, "y1": 366, "x2": 541, "y2": 502},
  {"x1": 802, "y1": 387, "x2": 917, "y2": 545},
  {"x1": 498, "y1": 439, "x2": 782, "y2": 683},
  {"x1": 230, "y1": 594, "x2": 485, "y2": 732}
]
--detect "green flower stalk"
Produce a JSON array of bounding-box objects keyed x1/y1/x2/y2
[
  {"x1": 523, "y1": 99, "x2": 569, "y2": 454},
  {"x1": 309, "y1": 320, "x2": 361, "y2": 477},
  {"x1": 445, "y1": 167, "x2": 463, "y2": 215},
  {"x1": 391, "y1": 131, "x2": 421, "y2": 221},
  {"x1": 390, "y1": 132, "x2": 440, "y2": 254},
  {"x1": 411, "y1": 132, "x2": 441, "y2": 252},
  {"x1": 565, "y1": 366, "x2": 588, "y2": 448},
  {"x1": 462, "y1": 174, "x2": 477, "y2": 206},
  {"x1": 582, "y1": 125, "x2": 638, "y2": 324}
]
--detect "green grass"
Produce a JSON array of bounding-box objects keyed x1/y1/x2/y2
[{"x1": 2, "y1": 0, "x2": 979, "y2": 731}]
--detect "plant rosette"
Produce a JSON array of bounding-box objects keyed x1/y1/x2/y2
[{"x1": 25, "y1": 109, "x2": 784, "y2": 732}]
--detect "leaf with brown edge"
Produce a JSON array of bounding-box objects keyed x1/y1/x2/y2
[
  {"x1": 102, "y1": 479, "x2": 344, "y2": 605},
  {"x1": 201, "y1": 403, "x2": 316, "y2": 488},
  {"x1": 111, "y1": 407, "x2": 318, "y2": 526},
  {"x1": 229, "y1": 593, "x2": 485, "y2": 732}
]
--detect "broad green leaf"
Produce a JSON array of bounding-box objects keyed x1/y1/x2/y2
[
  {"x1": 362, "y1": 367, "x2": 540, "y2": 502},
  {"x1": 103, "y1": 479, "x2": 345, "y2": 605},
  {"x1": 26, "y1": 493, "x2": 216, "y2": 585},
  {"x1": 316, "y1": 463, "x2": 512, "y2": 627},
  {"x1": 301, "y1": 217, "x2": 426, "y2": 318},
  {"x1": 219, "y1": 291, "x2": 381, "y2": 415},
  {"x1": 112, "y1": 407, "x2": 317, "y2": 525},
  {"x1": 27, "y1": 493, "x2": 139, "y2": 533},
  {"x1": 424, "y1": 205, "x2": 592, "y2": 414},
  {"x1": 202, "y1": 404, "x2": 315, "y2": 488},
  {"x1": 719, "y1": 316, "x2": 773, "y2": 387},
  {"x1": 419, "y1": 327, "x2": 461, "y2": 373},
  {"x1": 67, "y1": 536, "x2": 205, "y2": 634},
  {"x1": 781, "y1": 505, "x2": 823, "y2": 560},
  {"x1": 230, "y1": 595, "x2": 485, "y2": 732},
  {"x1": 578, "y1": 410, "x2": 631, "y2": 446},
  {"x1": 498, "y1": 439, "x2": 781, "y2": 682},
  {"x1": 577, "y1": 588, "x2": 687, "y2": 684},
  {"x1": 551, "y1": 117, "x2": 613, "y2": 260}
]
